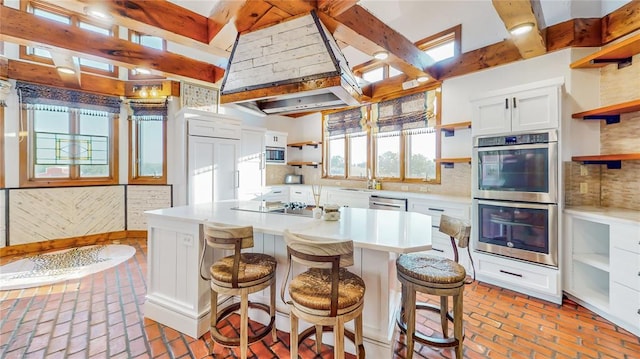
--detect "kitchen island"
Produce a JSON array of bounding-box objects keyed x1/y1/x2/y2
[{"x1": 144, "y1": 201, "x2": 433, "y2": 356}]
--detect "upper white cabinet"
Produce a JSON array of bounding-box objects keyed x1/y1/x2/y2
[
  {"x1": 471, "y1": 78, "x2": 562, "y2": 136},
  {"x1": 265, "y1": 131, "x2": 287, "y2": 147}
]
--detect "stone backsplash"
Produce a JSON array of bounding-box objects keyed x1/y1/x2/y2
[{"x1": 565, "y1": 161, "x2": 640, "y2": 211}]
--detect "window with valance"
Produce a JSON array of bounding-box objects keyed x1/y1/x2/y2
[
  {"x1": 322, "y1": 86, "x2": 441, "y2": 183},
  {"x1": 324, "y1": 106, "x2": 369, "y2": 178},
  {"x1": 128, "y1": 101, "x2": 167, "y2": 184},
  {"x1": 16, "y1": 81, "x2": 120, "y2": 186}
]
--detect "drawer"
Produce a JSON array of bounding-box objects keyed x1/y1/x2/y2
[
  {"x1": 409, "y1": 200, "x2": 469, "y2": 228},
  {"x1": 610, "y1": 282, "x2": 640, "y2": 331},
  {"x1": 611, "y1": 223, "x2": 640, "y2": 255},
  {"x1": 610, "y1": 247, "x2": 640, "y2": 290},
  {"x1": 189, "y1": 119, "x2": 241, "y2": 139},
  {"x1": 477, "y1": 255, "x2": 556, "y2": 293}
]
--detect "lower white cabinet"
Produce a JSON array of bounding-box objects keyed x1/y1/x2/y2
[
  {"x1": 563, "y1": 209, "x2": 640, "y2": 336},
  {"x1": 289, "y1": 186, "x2": 313, "y2": 205},
  {"x1": 260, "y1": 186, "x2": 289, "y2": 203},
  {"x1": 324, "y1": 189, "x2": 370, "y2": 208}
]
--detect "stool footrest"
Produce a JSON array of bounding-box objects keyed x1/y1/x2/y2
[
  {"x1": 297, "y1": 325, "x2": 365, "y2": 359},
  {"x1": 210, "y1": 301, "x2": 276, "y2": 347},
  {"x1": 396, "y1": 302, "x2": 464, "y2": 348}
]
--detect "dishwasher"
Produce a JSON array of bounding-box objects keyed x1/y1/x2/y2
[{"x1": 368, "y1": 195, "x2": 407, "y2": 211}]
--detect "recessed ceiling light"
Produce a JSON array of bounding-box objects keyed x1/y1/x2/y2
[
  {"x1": 417, "y1": 76, "x2": 429, "y2": 83},
  {"x1": 84, "y1": 6, "x2": 112, "y2": 21},
  {"x1": 134, "y1": 67, "x2": 152, "y2": 75},
  {"x1": 510, "y1": 22, "x2": 534, "y2": 36},
  {"x1": 373, "y1": 51, "x2": 389, "y2": 60},
  {"x1": 56, "y1": 66, "x2": 76, "y2": 75}
]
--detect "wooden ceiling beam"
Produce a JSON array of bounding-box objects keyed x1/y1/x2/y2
[
  {"x1": 207, "y1": 0, "x2": 248, "y2": 43},
  {"x1": 264, "y1": 0, "x2": 316, "y2": 16},
  {"x1": 0, "y1": 5, "x2": 224, "y2": 84},
  {"x1": 601, "y1": 0, "x2": 640, "y2": 44},
  {"x1": 546, "y1": 18, "x2": 601, "y2": 52},
  {"x1": 317, "y1": 0, "x2": 358, "y2": 17},
  {"x1": 8, "y1": 60, "x2": 125, "y2": 96},
  {"x1": 234, "y1": 0, "x2": 274, "y2": 33},
  {"x1": 492, "y1": 0, "x2": 546, "y2": 59},
  {"x1": 323, "y1": 6, "x2": 437, "y2": 80},
  {"x1": 432, "y1": 39, "x2": 522, "y2": 80}
]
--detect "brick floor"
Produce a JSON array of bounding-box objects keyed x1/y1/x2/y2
[{"x1": 1, "y1": 238, "x2": 639, "y2": 358}]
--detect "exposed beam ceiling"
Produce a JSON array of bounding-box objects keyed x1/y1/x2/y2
[
  {"x1": 49, "y1": 52, "x2": 82, "y2": 88},
  {"x1": 206, "y1": 0, "x2": 247, "y2": 43},
  {"x1": 0, "y1": 5, "x2": 225, "y2": 83},
  {"x1": 492, "y1": 0, "x2": 547, "y2": 59}
]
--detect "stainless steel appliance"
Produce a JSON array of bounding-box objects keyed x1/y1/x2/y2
[
  {"x1": 473, "y1": 199, "x2": 558, "y2": 267},
  {"x1": 473, "y1": 130, "x2": 558, "y2": 203},
  {"x1": 284, "y1": 174, "x2": 303, "y2": 184},
  {"x1": 369, "y1": 196, "x2": 407, "y2": 211},
  {"x1": 265, "y1": 146, "x2": 285, "y2": 163}
]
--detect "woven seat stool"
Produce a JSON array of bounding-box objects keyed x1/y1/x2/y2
[
  {"x1": 203, "y1": 223, "x2": 277, "y2": 359},
  {"x1": 282, "y1": 230, "x2": 365, "y2": 359},
  {"x1": 396, "y1": 214, "x2": 471, "y2": 359}
]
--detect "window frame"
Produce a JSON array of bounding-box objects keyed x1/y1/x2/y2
[
  {"x1": 19, "y1": 106, "x2": 119, "y2": 187},
  {"x1": 128, "y1": 30, "x2": 167, "y2": 80},
  {"x1": 19, "y1": 0, "x2": 119, "y2": 78},
  {"x1": 128, "y1": 118, "x2": 168, "y2": 184},
  {"x1": 322, "y1": 85, "x2": 442, "y2": 184},
  {"x1": 416, "y1": 24, "x2": 462, "y2": 63}
]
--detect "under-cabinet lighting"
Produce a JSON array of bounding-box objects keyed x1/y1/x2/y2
[{"x1": 510, "y1": 22, "x2": 534, "y2": 36}]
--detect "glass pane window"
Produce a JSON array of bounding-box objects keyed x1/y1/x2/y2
[
  {"x1": 133, "y1": 120, "x2": 164, "y2": 177},
  {"x1": 33, "y1": 8, "x2": 71, "y2": 24},
  {"x1": 362, "y1": 67, "x2": 384, "y2": 83},
  {"x1": 348, "y1": 133, "x2": 367, "y2": 178},
  {"x1": 79, "y1": 58, "x2": 112, "y2": 71},
  {"x1": 137, "y1": 34, "x2": 165, "y2": 50},
  {"x1": 425, "y1": 41, "x2": 455, "y2": 62},
  {"x1": 79, "y1": 22, "x2": 111, "y2": 35},
  {"x1": 27, "y1": 47, "x2": 52, "y2": 58},
  {"x1": 389, "y1": 66, "x2": 402, "y2": 78},
  {"x1": 79, "y1": 112, "x2": 110, "y2": 177},
  {"x1": 33, "y1": 109, "x2": 70, "y2": 178},
  {"x1": 405, "y1": 130, "x2": 437, "y2": 180},
  {"x1": 375, "y1": 132, "x2": 400, "y2": 178},
  {"x1": 327, "y1": 135, "x2": 345, "y2": 177}
]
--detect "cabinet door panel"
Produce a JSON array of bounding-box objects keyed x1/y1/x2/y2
[
  {"x1": 472, "y1": 96, "x2": 511, "y2": 136},
  {"x1": 512, "y1": 86, "x2": 558, "y2": 132},
  {"x1": 610, "y1": 282, "x2": 640, "y2": 331}
]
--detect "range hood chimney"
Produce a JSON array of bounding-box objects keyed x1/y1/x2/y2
[{"x1": 220, "y1": 11, "x2": 362, "y2": 116}]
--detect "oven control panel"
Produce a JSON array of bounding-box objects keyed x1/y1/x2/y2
[{"x1": 476, "y1": 131, "x2": 554, "y2": 147}]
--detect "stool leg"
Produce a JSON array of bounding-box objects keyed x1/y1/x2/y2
[
  {"x1": 440, "y1": 296, "x2": 449, "y2": 337},
  {"x1": 240, "y1": 290, "x2": 249, "y2": 359},
  {"x1": 290, "y1": 310, "x2": 299, "y2": 359},
  {"x1": 334, "y1": 316, "x2": 345, "y2": 359},
  {"x1": 270, "y1": 278, "x2": 277, "y2": 342},
  {"x1": 355, "y1": 312, "x2": 364, "y2": 358},
  {"x1": 209, "y1": 287, "x2": 218, "y2": 352},
  {"x1": 406, "y1": 284, "x2": 416, "y2": 359},
  {"x1": 453, "y1": 291, "x2": 464, "y2": 359},
  {"x1": 315, "y1": 325, "x2": 323, "y2": 353}
]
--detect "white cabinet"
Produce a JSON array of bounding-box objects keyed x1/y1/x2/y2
[
  {"x1": 325, "y1": 189, "x2": 370, "y2": 208},
  {"x1": 265, "y1": 131, "x2": 287, "y2": 147},
  {"x1": 563, "y1": 210, "x2": 640, "y2": 336},
  {"x1": 260, "y1": 186, "x2": 289, "y2": 203},
  {"x1": 289, "y1": 186, "x2": 313, "y2": 204},
  {"x1": 188, "y1": 136, "x2": 239, "y2": 205},
  {"x1": 408, "y1": 198, "x2": 471, "y2": 269},
  {"x1": 238, "y1": 128, "x2": 266, "y2": 201},
  {"x1": 471, "y1": 79, "x2": 562, "y2": 136}
]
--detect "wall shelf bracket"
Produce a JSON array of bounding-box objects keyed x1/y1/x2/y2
[
  {"x1": 583, "y1": 114, "x2": 620, "y2": 125},
  {"x1": 581, "y1": 160, "x2": 622, "y2": 169},
  {"x1": 590, "y1": 57, "x2": 632, "y2": 69}
]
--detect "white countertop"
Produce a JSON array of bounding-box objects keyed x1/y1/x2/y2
[
  {"x1": 564, "y1": 206, "x2": 640, "y2": 225},
  {"x1": 146, "y1": 201, "x2": 433, "y2": 253}
]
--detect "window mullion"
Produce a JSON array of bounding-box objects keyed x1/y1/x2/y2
[{"x1": 70, "y1": 110, "x2": 80, "y2": 179}]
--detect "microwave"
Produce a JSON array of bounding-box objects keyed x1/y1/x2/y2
[{"x1": 265, "y1": 146, "x2": 285, "y2": 164}]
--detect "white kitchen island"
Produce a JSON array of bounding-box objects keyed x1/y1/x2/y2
[{"x1": 144, "y1": 201, "x2": 433, "y2": 356}]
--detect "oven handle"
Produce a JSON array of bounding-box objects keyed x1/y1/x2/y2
[
  {"x1": 475, "y1": 142, "x2": 556, "y2": 151},
  {"x1": 475, "y1": 199, "x2": 557, "y2": 211}
]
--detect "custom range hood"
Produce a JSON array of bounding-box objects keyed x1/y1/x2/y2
[{"x1": 220, "y1": 11, "x2": 362, "y2": 116}]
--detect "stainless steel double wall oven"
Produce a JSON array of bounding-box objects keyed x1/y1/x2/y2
[{"x1": 472, "y1": 130, "x2": 559, "y2": 267}]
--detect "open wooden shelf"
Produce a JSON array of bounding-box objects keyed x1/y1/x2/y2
[
  {"x1": 436, "y1": 157, "x2": 471, "y2": 168},
  {"x1": 437, "y1": 121, "x2": 472, "y2": 137},
  {"x1": 572, "y1": 99, "x2": 640, "y2": 124},
  {"x1": 288, "y1": 161, "x2": 321, "y2": 168},
  {"x1": 287, "y1": 141, "x2": 322, "y2": 149},
  {"x1": 572, "y1": 153, "x2": 640, "y2": 169},
  {"x1": 570, "y1": 33, "x2": 640, "y2": 69}
]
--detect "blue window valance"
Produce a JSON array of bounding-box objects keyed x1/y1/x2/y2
[
  {"x1": 324, "y1": 106, "x2": 368, "y2": 136},
  {"x1": 16, "y1": 81, "x2": 121, "y2": 114}
]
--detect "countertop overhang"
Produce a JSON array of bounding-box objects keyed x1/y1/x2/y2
[{"x1": 146, "y1": 201, "x2": 433, "y2": 253}]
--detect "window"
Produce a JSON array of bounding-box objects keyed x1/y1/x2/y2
[
  {"x1": 323, "y1": 87, "x2": 441, "y2": 184},
  {"x1": 417, "y1": 25, "x2": 461, "y2": 64},
  {"x1": 17, "y1": 82, "x2": 120, "y2": 187},
  {"x1": 128, "y1": 102, "x2": 167, "y2": 184},
  {"x1": 20, "y1": 1, "x2": 118, "y2": 77},
  {"x1": 129, "y1": 31, "x2": 166, "y2": 80},
  {"x1": 362, "y1": 67, "x2": 384, "y2": 83}
]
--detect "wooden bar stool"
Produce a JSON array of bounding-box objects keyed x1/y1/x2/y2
[
  {"x1": 396, "y1": 214, "x2": 471, "y2": 359},
  {"x1": 281, "y1": 230, "x2": 365, "y2": 359},
  {"x1": 203, "y1": 223, "x2": 277, "y2": 359}
]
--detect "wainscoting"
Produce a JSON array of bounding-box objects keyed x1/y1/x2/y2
[{"x1": 2, "y1": 185, "x2": 172, "y2": 247}]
